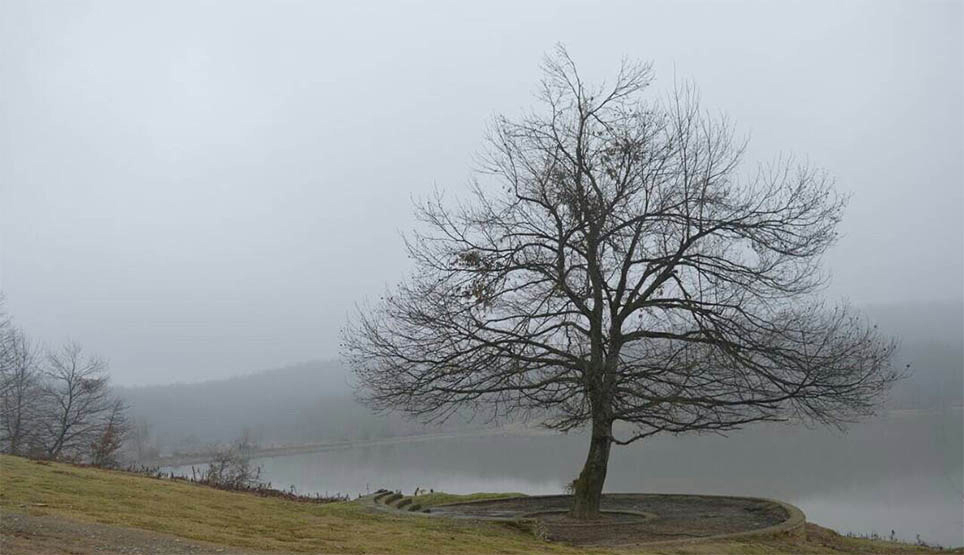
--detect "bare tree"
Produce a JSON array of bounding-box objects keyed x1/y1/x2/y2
[
  {"x1": 128, "y1": 418, "x2": 159, "y2": 462},
  {"x1": 40, "y1": 342, "x2": 118, "y2": 460},
  {"x1": 89, "y1": 398, "x2": 130, "y2": 468},
  {"x1": 0, "y1": 297, "x2": 130, "y2": 464},
  {"x1": 237, "y1": 426, "x2": 258, "y2": 455},
  {"x1": 0, "y1": 294, "x2": 13, "y2": 389},
  {"x1": 344, "y1": 46, "x2": 898, "y2": 518},
  {"x1": 0, "y1": 294, "x2": 10, "y2": 362},
  {"x1": 0, "y1": 327, "x2": 41, "y2": 455}
]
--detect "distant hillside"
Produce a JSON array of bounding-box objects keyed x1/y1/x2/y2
[
  {"x1": 864, "y1": 300, "x2": 963, "y2": 410},
  {"x1": 118, "y1": 301, "x2": 962, "y2": 455},
  {"x1": 117, "y1": 360, "x2": 484, "y2": 455}
]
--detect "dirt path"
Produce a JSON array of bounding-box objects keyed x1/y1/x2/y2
[{"x1": 0, "y1": 511, "x2": 260, "y2": 554}]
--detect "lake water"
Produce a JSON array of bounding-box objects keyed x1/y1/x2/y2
[{"x1": 180, "y1": 409, "x2": 964, "y2": 548}]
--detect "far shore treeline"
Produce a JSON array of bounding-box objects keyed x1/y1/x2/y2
[
  {"x1": 2, "y1": 295, "x2": 960, "y2": 465},
  {"x1": 118, "y1": 301, "x2": 960, "y2": 461}
]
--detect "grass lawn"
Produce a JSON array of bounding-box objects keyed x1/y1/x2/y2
[{"x1": 0, "y1": 454, "x2": 951, "y2": 554}]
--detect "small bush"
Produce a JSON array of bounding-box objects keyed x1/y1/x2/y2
[{"x1": 202, "y1": 447, "x2": 262, "y2": 489}]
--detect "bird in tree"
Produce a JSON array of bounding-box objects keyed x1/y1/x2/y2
[{"x1": 342, "y1": 45, "x2": 899, "y2": 519}]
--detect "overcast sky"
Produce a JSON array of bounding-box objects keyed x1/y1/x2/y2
[{"x1": 1, "y1": 0, "x2": 961, "y2": 385}]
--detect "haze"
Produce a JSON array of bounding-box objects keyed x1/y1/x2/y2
[{"x1": 1, "y1": 0, "x2": 961, "y2": 385}]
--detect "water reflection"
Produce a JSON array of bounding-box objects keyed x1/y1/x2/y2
[{"x1": 179, "y1": 409, "x2": 964, "y2": 547}]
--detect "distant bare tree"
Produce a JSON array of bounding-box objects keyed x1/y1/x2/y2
[
  {"x1": 0, "y1": 296, "x2": 130, "y2": 464},
  {"x1": 0, "y1": 294, "x2": 10, "y2": 362},
  {"x1": 344, "y1": 46, "x2": 899, "y2": 518},
  {"x1": 89, "y1": 398, "x2": 130, "y2": 468},
  {"x1": 0, "y1": 328, "x2": 41, "y2": 455},
  {"x1": 40, "y1": 342, "x2": 119, "y2": 460},
  {"x1": 129, "y1": 418, "x2": 159, "y2": 462},
  {"x1": 237, "y1": 426, "x2": 258, "y2": 455},
  {"x1": 0, "y1": 294, "x2": 13, "y2": 392}
]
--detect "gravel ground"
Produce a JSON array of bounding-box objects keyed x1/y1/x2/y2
[{"x1": 0, "y1": 511, "x2": 260, "y2": 554}]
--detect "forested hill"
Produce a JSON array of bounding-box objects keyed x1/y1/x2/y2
[
  {"x1": 117, "y1": 360, "x2": 488, "y2": 456},
  {"x1": 863, "y1": 300, "x2": 962, "y2": 410},
  {"x1": 118, "y1": 301, "x2": 962, "y2": 455}
]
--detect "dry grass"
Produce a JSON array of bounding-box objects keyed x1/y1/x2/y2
[
  {"x1": 0, "y1": 455, "x2": 951, "y2": 554},
  {"x1": 411, "y1": 491, "x2": 525, "y2": 507},
  {"x1": 0, "y1": 455, "x2": 582, "y2": 554}
]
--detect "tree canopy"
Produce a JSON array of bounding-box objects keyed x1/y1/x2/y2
[{"x1": 343, "y1": 46, "x2": 898, "y2": 517}]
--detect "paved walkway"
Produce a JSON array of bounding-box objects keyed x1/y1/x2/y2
[{"x1": 368, "y1": 492, "x2": 806, "y2": 547}]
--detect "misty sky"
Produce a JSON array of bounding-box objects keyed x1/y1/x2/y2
[{"x1": 1, "y1": 0, "x2": 961, "y2": 385}]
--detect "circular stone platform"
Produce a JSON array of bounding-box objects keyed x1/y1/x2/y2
[{"x1": 426, "y1": 494, "x2": 805, "y2": 547}]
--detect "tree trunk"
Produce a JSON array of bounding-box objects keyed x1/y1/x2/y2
[{"x1": 569, "y1": 417, "x2": 612, "y2": 519}]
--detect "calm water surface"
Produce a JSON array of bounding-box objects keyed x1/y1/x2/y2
[{"x1": 182, "y1": 410, "x2": 964, "y2": 547}]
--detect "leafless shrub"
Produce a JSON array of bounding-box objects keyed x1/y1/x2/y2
[{"x1": 202, "y1": 445, "x2": 262, "y2": 489}]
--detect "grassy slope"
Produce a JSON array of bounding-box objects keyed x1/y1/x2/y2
[{"x1": 0, "y1": 455, "x2": 948, "y2": 554}]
